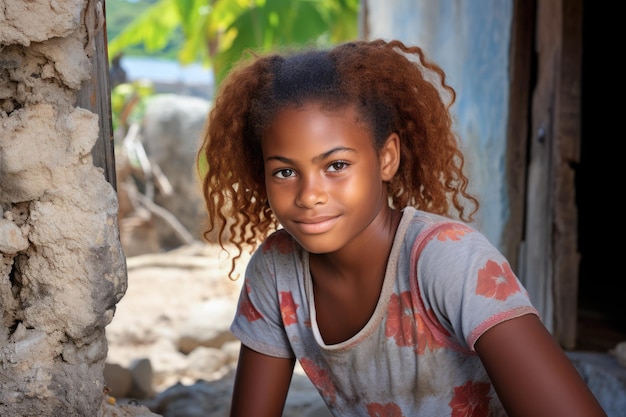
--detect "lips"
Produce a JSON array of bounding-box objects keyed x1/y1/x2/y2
[{"x1": 293, "y1": 215, "x2": 339, "y2": 234}]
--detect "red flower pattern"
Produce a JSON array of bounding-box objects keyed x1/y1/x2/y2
[
  {"x1": 415, "y1": 312, "x2": 445, "y2": 354},
  {"x1": 448, "y1": 381, "x2": 492, "y2": 417},
  {"x1": 239, "y1": 282, "x2": 263, "y2": 322},
  {"x1": 437, "y1": 224, "x2": 471, "y2": 242},
  {"x1": 386, "y1": 292, "x2": 444, "y2": 353},
  {"x1": 386, "y1": 292, "x2": 417, "y2": 347},
  {"x1": 280, "y1": 291, "x2": 299, "y2": 326},
  {"x1": 366, "y1": 402, "x2": 406, "y2": 417},
  {"x1": 475, "y1": 259, "x2": 520, "y2": 301},
  {"x1": 299, "y1": 358, "x2": 337, "y2": 403}
]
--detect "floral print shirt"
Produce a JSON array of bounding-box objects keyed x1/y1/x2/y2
[{"x1": 230, "y1": 207, "x2": 539, "y2": 417}]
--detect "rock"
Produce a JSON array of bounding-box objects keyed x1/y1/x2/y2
[
  {"x1": 141, "y1": 379, "x2": 232, "y2": 417},
  {"x1": 104, "y1": 362, "x2": 133, "y2": 398},
  {"x1": 129, "y1": 358, "x2": 156, "y2": 399},
  {"x1": 177, "y1": 298, "x2": 237, "y2": 354},
  {"x1": 0, "y1": 219, "x2": 28, "y2": 253},
  {"x1": 140, "y1": 94, "x2": 212, "y2": 250},
  {"x1": 101, "y1": 397, "x2": 162, "y2": 417},
  {"x1": 183, "y1": 347, "x2": 230, "y2": 381},
  {"x1": 612, "y1": 341, "x2": 626, "y2": 367}
]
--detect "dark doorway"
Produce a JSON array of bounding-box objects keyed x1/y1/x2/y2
[{"x1": 576, "y1": 1, "x2": 626, "y2": 351}]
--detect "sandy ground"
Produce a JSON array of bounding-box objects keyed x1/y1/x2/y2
[{"x1": 105, "y1": 243, "x2": 248, "y2": 391}]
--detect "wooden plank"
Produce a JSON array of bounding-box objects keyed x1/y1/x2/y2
[
  {"x1": 77, "y1": 0, "x2": 117, "y2": 191},
  {"x1": 551, "y1": 0, "x2": 582, "y2": 349},
  {"x1": 523, "y1": 0, "x2": 582, "y2": 348},
  {"x1": 522, "y1": 0, "x2": 560, "y2": 334},
  {"x1": 504, "y1": 0, "x2": 535, "y2": 272}
]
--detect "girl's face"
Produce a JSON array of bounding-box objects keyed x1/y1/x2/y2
[{"x1": 261, "y1": 104, "x2": 398, "y2": 254}]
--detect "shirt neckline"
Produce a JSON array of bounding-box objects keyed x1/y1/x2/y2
[{"x1": 305, "y1": 207, "x2": 416, "y2": 350}]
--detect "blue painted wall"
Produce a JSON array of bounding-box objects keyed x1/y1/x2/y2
[{"x1": 364, "y1": 0, "x2": 513, "y2": 250}]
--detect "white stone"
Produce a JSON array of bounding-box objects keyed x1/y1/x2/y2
[{"x1": 0, "y1": 219, "x2": 29, "y2": 254}]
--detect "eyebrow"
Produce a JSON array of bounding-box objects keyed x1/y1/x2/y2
[{"x1": 265, "y1": 146, "x2": 357, "y2": 164}]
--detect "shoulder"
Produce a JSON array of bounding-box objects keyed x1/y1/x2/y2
[
  {"x1": 407, "y1": 211, "x2": 501, "y2": 270},
  {"x1": 402, "y1": 207, "x2": 480, "y2": 248},
  {"x1": 248, "y1": 229, "x2": 303, "y2": 274},
  {"x1": 403, "y1": 207, "x2": 517, "y2": 300},
  {"x1": 259, "y1": 228, "x2": 298, "y2": 255}
]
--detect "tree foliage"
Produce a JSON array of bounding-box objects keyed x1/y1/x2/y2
[{"x1": 107, "y1": 0, "x2": 360, "y2": 85}]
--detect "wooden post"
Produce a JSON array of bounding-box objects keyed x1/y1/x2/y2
[{"x1": 77, "y1": 0, "x2": 117, "y2": 191}]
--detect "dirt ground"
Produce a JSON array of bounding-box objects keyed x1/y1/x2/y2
[{"x1": 105, "y1": 243, "x2": 248, "y2": 391}]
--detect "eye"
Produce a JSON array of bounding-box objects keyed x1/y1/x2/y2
[
  {"x1": 327, "y1": 161, "x2": 349, "y2": 172},
  {"x1": 273, "y1": 168, "x2": 295, "y2": 179}
]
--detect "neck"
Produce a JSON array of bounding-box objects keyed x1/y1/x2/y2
[{"x1": 311, "y1": 207, "x2": 402, "y2": 283}]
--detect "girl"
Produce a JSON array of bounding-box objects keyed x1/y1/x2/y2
[{"x1": 197, "y1": 39, "x2": 607, "y2": 417}]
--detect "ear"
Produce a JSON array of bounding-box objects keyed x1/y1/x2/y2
[{"x1": 379, "y1": 133, "x2": 400, "y2": 182}]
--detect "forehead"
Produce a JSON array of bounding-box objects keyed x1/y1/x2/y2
[{"x1": 262, "y1": 104, "x2": 373, "y2": 155}]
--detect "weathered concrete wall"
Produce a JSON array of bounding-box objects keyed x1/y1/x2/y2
[{"x1": 0, "y1": 1, "x2": 128, "y2": 415}]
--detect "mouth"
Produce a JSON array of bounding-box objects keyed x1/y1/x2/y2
[{"x1": 293, "y1": 215, "x2": 339, "y2": 234}]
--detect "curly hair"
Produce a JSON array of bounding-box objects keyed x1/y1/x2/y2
[{"x1": 197, "y1": 39, "x2": 479, "y2": 278}]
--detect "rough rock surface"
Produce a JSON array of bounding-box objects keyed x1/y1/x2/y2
[{"x1": 1, "y1": 1, "x2": 127, "y2": 416}]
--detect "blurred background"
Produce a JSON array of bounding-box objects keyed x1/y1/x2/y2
[{"x1": 105, "y1": 0, "x2": 359, "y2": 257}]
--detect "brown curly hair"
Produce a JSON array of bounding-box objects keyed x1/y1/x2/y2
[{"x1": 197, "y1": 39, "x2": 479, "y2": 278}]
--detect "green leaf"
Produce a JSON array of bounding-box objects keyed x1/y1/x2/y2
[
  {"x1": 107, "y1": 0, "x2": 360, "y2": 85},
  {"x1": 108, "y1": 0, "x2": 181, "y2": 58}
]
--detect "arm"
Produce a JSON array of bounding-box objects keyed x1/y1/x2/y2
[
  {"x1": 475, "y1": 314, "x2": 607, "y2": 417},
  {"x1": 229, "y1": 344, "x2": 296, "y2": 417}
]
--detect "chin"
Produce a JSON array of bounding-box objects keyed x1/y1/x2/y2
[
  {"x1": 296, "y1": 239, "x2": 341, "y2": 255},
  {"x1": 304, "y1": 247, "x2": 330, "y2": 255}
]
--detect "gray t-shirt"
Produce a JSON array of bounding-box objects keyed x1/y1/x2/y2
[{"x1": 231, "y1": 206, "x2": 539, "y2": 416}]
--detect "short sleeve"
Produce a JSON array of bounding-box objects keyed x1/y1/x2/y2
[
  {"x1": 413, "y1": 222, "x2": 539, "y2": 351},
  {"x1": 229, "y1": 231, "x2": 296, "y2": 359}
]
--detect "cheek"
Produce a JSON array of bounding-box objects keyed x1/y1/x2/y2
[
  {"x1": 344, "y1": 165, "x2": 382, "y2": 195},
  {"x1": 348, "y1": 183, "x2": 376, "y2": 205},
  {"x1": 265, "y1": 182, "x2": 288, "y2": 212}
]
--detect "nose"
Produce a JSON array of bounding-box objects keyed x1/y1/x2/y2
[{"x1": 295, "y1": 175, "x2": 327, "y2": 208}]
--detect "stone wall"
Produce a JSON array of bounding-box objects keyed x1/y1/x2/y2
[{"x1": 0, "y1": 1, "x2": 128, "y2": 415}]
